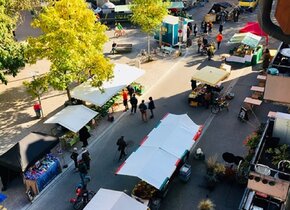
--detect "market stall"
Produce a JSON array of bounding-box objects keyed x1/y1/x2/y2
[
  {"x1": 0, "y1": 132, "x2": 60, "y2": 198},
  {"x1": 83, "y1": 188, "x2": 148, "y2": 210},
  {"x1": 71, "y1": 64, "x2": 145, "y2": 107},
  {"x1": 116, "y1": 113, "x2": 201, "y2": 206},
  {"x1": 227, "y1": 32, "x2": 263, "y2": 65},
  {"x1": 44, "y1": 105, "x2": 98, "y2": 148},
  {"x1": 239, "y1": 22, "x2": 268, "y2": 45},
  {"x1": 154, "y1": 15, "x2": 193, "y2": 46},
  {"x1": 188, "y1": 66, "x2": 229, "y2": 106}
]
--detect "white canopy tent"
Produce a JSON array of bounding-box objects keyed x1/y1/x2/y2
[
  {"x1": 116, "y1": 146, "x2": 178, "y2": 190},
  {"x1": 84, "y1": 188, "x2": 148, "y2": 210},
  {"x1": 44, "y1": 105, "x2": 98, "y2": 133},
  {"x1": 142, "y1": 114, "x2": 200, "y2": 158},
  {"x1": 71, "y1": 64, "x2": 145, "y2": 107}
]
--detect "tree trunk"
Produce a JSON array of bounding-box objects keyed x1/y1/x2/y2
[
  {"x1": 159, "y1": 27, "x2": 162, "y2": 47},
  {"x1": 147, "y1": 34, "x2": 151, "y2": 56},
  {"x1": 66, "y1": 87, "x2": 71, "y2": 101}
]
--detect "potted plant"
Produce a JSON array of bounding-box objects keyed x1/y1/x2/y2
[
  {"x1": 198, "y1": 199, "x2": 215, "y2": 210},
  {"x1": 243, "y1": 132, "x2": 260, "y2": 150},
  {"x1": 205, "y1": 155, "x2": 226, "y2": 190},
  {"x1": 266, "y1": 144, "x2": 290, "y2": 165}
]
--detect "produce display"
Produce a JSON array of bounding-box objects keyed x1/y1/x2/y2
[
  {"x1": 24, "y1": 154, "x2": 59, "y2": 181},
  {"x1": 232, "y1": 45, "x2": 252, "y2": 57},
  {"x1": 188, "y1": 84, "x2": 207, "y2": 99},
  {"x1": 132, "y1": 181, "x2": 158, "y2": 200}
]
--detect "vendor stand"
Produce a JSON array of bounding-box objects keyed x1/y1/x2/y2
[
  {"x1": 188, "y1": 66, "x2": 229, "y2": 107},
  {"x1": 116, "y1": 114, "x2": 201, "y2": 208},
  {"x1": 0, "y1": 132, "x2": 60, "y2": 200},
  {"x1": 227, "y1": 32, "x2": 263, "y2": 65},
  {"x1": 83, "y1": 188, "x2": 148, "y2": 210}
]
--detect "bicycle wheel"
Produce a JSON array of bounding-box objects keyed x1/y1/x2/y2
[
  {"x1": 211, "y1": 105, "x2": 220, "y2": 114},
  {"x1": 73, "y1": 197, "x2": 83, "y2": 210}
]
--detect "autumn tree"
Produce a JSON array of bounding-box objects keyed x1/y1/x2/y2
[
  {"x1": 26, "y1": 0, "x2": 114, "y2": 100},
  {"x1": 130, "y1": 0, "x2": 169, "y2": 56},
  {"x1": 0, "y1": 0, "x2": 41, "y2": 84}
]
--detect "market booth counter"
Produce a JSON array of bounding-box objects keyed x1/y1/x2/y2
[
  {"x1": 188, "y1": 66, "x2": 230, "y2": 107},
  {"x1": 0, "y1": 132, "x2": 60, "y2": 200},
  {"x1": 116, "y1": 114, "x2": 201, "y2": 209},
  {"x1": 227, "y1": 32, "x2": 263, "y2": 65}
]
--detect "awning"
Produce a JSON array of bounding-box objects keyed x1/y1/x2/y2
[
  {"x1": 229, "y1": 32, "x2": 262, "y2": 48},
  {"x1": 192, "y1": 66, "x2": 229, "y2": 87},
  {"x1": 84, "y1": 188, "x2": 148, "y2": 210},
  {"x1": 141, "y1": 114, "x2": 200, "y2": 158},
  {"x1": 239, "y1": 22, "x2": 268, "y2": 44},
  {"x1": 264, "y1": 75, "x2": 290, "y2": 104},
  {"x1": 0, "y1": 132, "x2": 59, "y2": 172},
  {"x1": 114, "y1": 5, "x2": 132, "y2": 13},
  {"x1": 168, "y1": 2, "x2": 184, "y2": 9},
  {"x1": 44, "y1": 105, "x2": 98, "y2": 133},
  {"x1": 116, "y1": 146, "x2": 178, "y2": 190},
  {"x1": 71, "y1": 64, "x2": 145, "y2": 107}
]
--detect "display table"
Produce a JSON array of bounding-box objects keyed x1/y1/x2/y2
[
  {"x1": 226, "y1": 45, "x2": 263, "y2": 65},
  {"x1": 188, "y1": 84, "x2": 207, "y2": 106},
  {"x1": 24, "y1": 154, "x2": 61, "y2": 196}
]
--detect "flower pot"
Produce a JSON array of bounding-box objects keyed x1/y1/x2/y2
[{"x1": 254, "y1": 177, "x2": 261, "y2": 182}]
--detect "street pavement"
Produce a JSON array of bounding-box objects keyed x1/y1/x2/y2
[{"x1": 0, "y1": 1, "x2": 287, "y2": 210}]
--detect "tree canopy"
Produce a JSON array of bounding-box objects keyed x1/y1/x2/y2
[
  {"x1": 26, "y1": 0, "x2": 114, "y2": 99},
  {"x1": 130, "y1": 0, "x2": 169, "y2": 35}
]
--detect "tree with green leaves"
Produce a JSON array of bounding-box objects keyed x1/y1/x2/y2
[
  {"x1": 130, "y1": 0, "x2": 169, "y2": 56},
  {"x1": 26, "y1": 0, "x2": 114, "y2": 100}
]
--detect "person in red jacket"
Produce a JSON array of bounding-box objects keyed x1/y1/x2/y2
[
  {"x1": 122, "y1": 89, "x2": 129, "y2": 111},
  {"x1": 33, "y1": 102, "x2": 42, "y2": 118},
  {"x1": 216, "y1": 33, "x2": 223, "y2": 50}
]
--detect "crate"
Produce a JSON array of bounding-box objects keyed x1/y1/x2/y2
[
  {"x1": 179, "y1": 164, "x2": 191, "y2": 182},
  {"x1": 190, "y1": 101, "x2": 198, "y2": 107}
]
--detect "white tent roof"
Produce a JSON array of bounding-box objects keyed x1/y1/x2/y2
[
  {"x1": 84, "y1": 188, "x2": 147, "y2": 210},
  {"x1": 142, "y1": 114, "x2": 199, "y2": 158},
  {"x1": 71, "y1": 64, "x2": 145, "y2": 107},
  {"x1": 44, "y1": 105, "x2": 97, "y2": 133},
  {"x1": 116, "y1": 146, "x2": 178, "y2": 190}
]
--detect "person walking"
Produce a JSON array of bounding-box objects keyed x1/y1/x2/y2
[
  {"x1": 78, "y1": 159, "x2": 88, "y2": 186},
  {"x1": 148, "y1": 97, "x2": 155, "y2": 119},
  {"x1": 203, "y1": 22, "x2": 208, "y2": 34},
  {"x1": 208, "y1": 22, "x2": 213, "y2": 33},
  {"x1": 193, "y1": 23, "x2": 198, "y2": 36},
  {"x1": 216, "y1": 33, "x2": 223, "y2": 50},
  {"x1": 197, "y1": 37, "x2": 202, "y2": 53},
  {"x1": 116, "y1": 136, "x2": 127, "y2": 161},
  {"x1": 130, "y1": 94, "x2": 138, "y2": 114},
  {"x1": 111, "y1": 42, "x2": 117, "y2": 54},
  {"x1": 219, "y1": 24, "x2": 223, "y2": 34},
  {"x1": 81, "y1": 148, "x2": 91, "y2": 170},
  {"x1": 79, "y1": 126, "x2": 91, "y2": 147},
  {"x1": 122, "y1": 89, "x2": 129, "y2": 111},
  {"x1": 70, "y1": 147, "x2": 79, "y2": 170},
  {"x1": 191, "y1": 79, "x2": 197, "y2": 90},
  {"x1": 138, "y1": 100, "x2": 148, "y2": 122},
  {"x1": 127, "y1": 85, "x2": 134, "y2": 99}
]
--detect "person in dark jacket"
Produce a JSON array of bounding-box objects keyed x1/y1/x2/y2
[
  {"x1": 81, "y1": 148, "x2": 91, "y2": 170},
  {"x1": 148, "y1": 97, "x2": 155, "y2": 119},
  {"x1": 116, "y1": 136, "x2": 127, "y2": 161},
  {"x1": 193, "y1": 23, "x2": 198, "y2": 36},
  {"x1": 127, "y1": 85, "x2": 134, "y2": 99},
  {"x1": 79, "y1": 126, "x2": 90, "y2": 147},
  {"x1": 78, "y1": 159, "x2": 88, "y2": 186},
  {"x1": 219, "y1": 24, "x2": 223, "y2": 34},
  {"x1": 138, "y1": 100, "x2": 148, "y2": 122},
  {"x1": 130, "y1": 94, "x2": 138, "y2": 114},
  {"x1": 191, "y1": 79, "x2": 197, "y2": 90},
  {"x1": 70, "y1": 147, "x2": 79, "y2": 170}
]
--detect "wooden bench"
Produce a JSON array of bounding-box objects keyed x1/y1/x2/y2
[
  {"x1": 257, "y1": 75, "x2": 267, "y2": 87},
  {"x1": 250, "y1": 86, "x2": 264, "y2": 99},
  {"x1": 244, "y1": 97, "x2": 262, "y2": 109},
  {"x1": 161, "y1": 46, "x2": 175, "y2": 55},
  {"x1": 115, "y1": 44, "x2": 133, "y2": 53}
]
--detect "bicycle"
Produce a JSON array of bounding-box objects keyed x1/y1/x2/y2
[
  {"x1": 211, "y1": 97, "x2": 229, "y2": 114},
  {"x1": 70, "y1": 183, "x2": 95, "y2": 210}
]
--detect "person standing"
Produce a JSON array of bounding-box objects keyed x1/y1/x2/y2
[
  {"x1": 111, "y1": 42, "x2": 117, "y2": 54},
  {"x1": 81, "y1": 148, "x2": 91, "y2": 170},
  {"x1": 216, "y1": 33, "x2": 223, "y2": 50},
  {"x1": 122, "y1": 89, "x2": 129, "y2": 111},
  {"x1": 148, "y1": 97, "x2": 155, "y2": 119},
  {"x1": 191, "y1": 79, "x2": 197, "y2": 90},
  {"x1": 130, "y1": 94, "x2": 138, "y2": 114},
  {"x1": 203, "y1": 22, "x2": 208, "y2": 34},
  {"x1": 79, "y1": 126, "x2": 91, "y2": 147},
  {"x1": 33, "y1": 102, "x2": 42, "y2": 118},
  {"x1": 262, "y1": 48, "x2": 271, "y2": 72},
  {"x1": 70, "y1": 147, "x2": 79, "y2": 170},
  {"x1": 219, "y1": 24, "x2": 223, "y2": 34},
  {"x1": 138, "y1": 100, "x2": 148, "y2": 122},
  {"x1": 208, "y1": 22, "x2": 213, "y2": 33},
  {"x1": 127, "y1": 85, "x2": 134, "y2": 99},
  {"x1": 116, "y1": 136, "x2": 127, "y2": 161},
  {"x1": 193, "y1": 23, "x2": 198, "y2": 37},
  {"x1": 78, "y1": 159, "x2": 88, "y2": 186},
  {"x1": 197, "y1": 37, "x2": 202, "y2": 53}
]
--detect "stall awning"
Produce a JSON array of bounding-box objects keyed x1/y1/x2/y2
[
  {"x1": 163, "y1": 15, "x2": 193, "y2": 25},
  {"x1": 168, "y1": 2, "x2": 184, "y2": 9},
  {"x1": 116, "y1": 146, "x2": 178, "y2": 190},
  {"x1": 229, "y1": 32, "x2": 262, "y2": 48},
  {"x1": 141, "y1": 114, "x2": 200, "y2": 158},
  {"x1": 44, "y1": 105, "x2": 98, "y2": 133},
  {"x1": 239, "y1": 22, "x2": 268, "y2": 44},
  {"x1": 192, "y1": 66, "x2": 229, "y2": 86},
  {"x1": 71, "y1": 64, "x2": 145, "y2": 107},
  {"x1": 84, "y1": 188, "x2": 148, "y2": 210},
  {"x1": 0, "y1": 132, "x2": 59, "y2": 172},
  {"x1": 264, "y1": 75, "x2": 290, "y2": 104}
]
